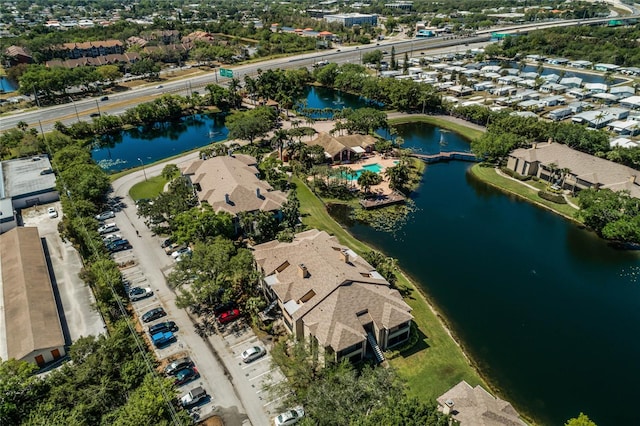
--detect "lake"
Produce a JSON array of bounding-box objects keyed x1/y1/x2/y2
[
  {"x1": 337, "y1": 125, "x2": 640, "y2": 425},
  {"x1": 91, "y1": 87, "x2": 640, "y2": 424}
]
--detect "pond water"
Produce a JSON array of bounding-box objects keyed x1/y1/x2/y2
[
  {"x1": 335, "y1": 125, "x2": 640, "y2": 425},
  {"x1": 92, "y1": 113, "x2": 228, "y2": 172}
]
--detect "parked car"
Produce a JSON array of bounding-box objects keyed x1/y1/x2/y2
[
  {"x1": 241, "y1": 346, "x2": 266, "y2": 363},
  {"x1": 180, "y1": 386, "x2": 208, "y2": 408},
  {"x1": 160, "y1": 238, "x2": 173, "y2": 248},
  {"x1": 141, "y1": 307, "x2": 166, "y2": 323},
  {"x1": 149, "y1": 321, "x2": 178, "y2": 335},
  {"x1": 174, "y1": 367, "x2": 199, "y2": 386},
  {"x1": 107, "y1": 239, "x2": 131, "y2": 253},
  {"x1": 103, "y1": 233, "x2": 122, "y2": 244},
  {"x1": 275, "y1": 407, "x2": 305, "y2": 426},
  {"x1": 47, "y1": 207, "x2": 58, "y2": 218},
  {"x1": 98, "y1": 223, "x2": 118, "y2": 234},
  {"x1": 95, "y1": 211, "x2": 115, "y2": 221},
  {"x1": 151, "y1": 331, "x2": 174, "y2": 348},
  {"x1": 217, "y1": 308, "x2": 241, "y2": 324},
  {"x1": 164, "y1": 357, "x2": 193, "y2": 376},
  {"x1": 171, "y1": 246, "x2": 191, "y2": 259},
  {"x1": 164, "y1": 243, "x2": 183, "y2": 255},
  {"x1": 213, "y1": 301, "x2": 236, "y2": 316},
  {"x1": 129, "y1": 287, "x2": 153, "y2": 301}
]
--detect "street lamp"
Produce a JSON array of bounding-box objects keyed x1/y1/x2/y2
[
  {"x1": 138, "y1": 158, "x2": 148, "y2": 181},
  {"x1": 95, "y1": 99, "x2": 102, "y2": 117}
]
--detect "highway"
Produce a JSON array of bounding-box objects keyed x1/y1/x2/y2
[{"x1": 1, "y1": 13, "x2": 638, "y2": 133}]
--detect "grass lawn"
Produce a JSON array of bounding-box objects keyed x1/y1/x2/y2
[
  {"x1": 129, "y1": 176, "x2": 168, "y2": 200},
  {"x1": 389, "y1": 116, "x2": 484, "y2": 142},
  {"x1": 470, "y1": 164, "x2": 581, "y2": 222},
  {"x1": 294, "y1": 176, "x2": 486, "y2": 399}
]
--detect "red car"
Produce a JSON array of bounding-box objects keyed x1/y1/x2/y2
[{"x1": 217, "y1": 308, "x2": 240, "y2": 324}]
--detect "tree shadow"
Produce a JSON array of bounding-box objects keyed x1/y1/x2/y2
[{"x1": 396, "y1": 324, "x2": 430, "y2": 358}]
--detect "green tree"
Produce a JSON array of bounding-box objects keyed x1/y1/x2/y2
[
  {"x1": 225, "y1": 107, "x2": 277, "y2": 143},
  {"x1": 0, "y1": 360, "x2": 46, "y2": 425},
  {"x1": 58, "y1": 163, "x2": 110, "y2": 204},
  {"x1": 385, "y1": 162, "x2": 411, "y2": 193},
  {"x1": 280, "y1": 192, "x2": 300, "y2": 230},
  {"x1": 363, "y1": 250, "x2": 398, "y2": 286},
  {"x1": 161, "y1": 164, "x2": 180, "y2": 181},
  {"x1": 172, "y1": 205, "x2": 235, "y2": 244},
  {"x1": 357, "y1": 170, "x2": 382, "y2": 194},
  {"x1": 353, "y1": 396, "x2": 449, "y2": 426},
  {"x1": 565, "y1": 412, "x2": 598, "y2": 426}
]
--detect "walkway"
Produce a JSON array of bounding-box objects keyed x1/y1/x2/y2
[{"x1": 494, "y1": 167, "x2": 580, "y2": 209}]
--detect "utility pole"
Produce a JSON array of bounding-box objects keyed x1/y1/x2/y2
[{"x1": 137, "y1": 158, "x2": 148, "y2": 181}]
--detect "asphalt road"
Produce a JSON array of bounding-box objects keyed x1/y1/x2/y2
[
  {"x1": 110, "y1": 152, "x2": 287, "y2": 426},
  {"x1": 0, "y1": 35, "x2": 493, "y2": 133}
]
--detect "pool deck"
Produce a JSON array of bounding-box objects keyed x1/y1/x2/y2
[{"x1": 334, "y1": 153, "x2": 400, "y2": 196}]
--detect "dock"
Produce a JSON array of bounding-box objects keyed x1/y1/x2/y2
[
  {"x1": 359, "y1": 192, "x2": 406, "y2": 209},
  {"x1": 410, "y1": 151, "x2": 478, "y2": 163}
]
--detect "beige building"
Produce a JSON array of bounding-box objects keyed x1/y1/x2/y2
[
  {"x1": 182, "y1": 154, "x2": 288, "y2": 231},
  {"x1": 253, "y1": 229, "x2": 412, "y2": 363},
  {"x1": 0, "y1": 227, "x2": 66, "y2": 367},
  {"x1": 306, "y1": 132, "x2": 376, "y2": 162},
  {"x1": 507, "y1": 141, "x2": 640, "y2": 198},
  {"x1": 437, "y1": 381, "x2": 526, "y2": 425}
]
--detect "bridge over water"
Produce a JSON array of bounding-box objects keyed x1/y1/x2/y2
[{"x1": 410, "y1": 151, "x2": 478, "y2": 163}]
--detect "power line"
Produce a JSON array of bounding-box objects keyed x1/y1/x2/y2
[{"x1": 40, "y1": 129, "x2": 184, "y2": 426}]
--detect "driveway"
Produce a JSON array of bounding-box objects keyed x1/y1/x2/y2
[
  {"x1": 111, "y1": 154, "x2": 283, "y2": 426},
  {"x1": 22, "y1": 202, "x2": 106, "y2": 343}
]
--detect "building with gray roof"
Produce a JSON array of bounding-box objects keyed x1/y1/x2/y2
[
  {"x1": 253, "y1": 229, "x2": 412, "y2": 364},
  {"x1": 0, "y1": 155, "x2": 59, "y2": 233}
]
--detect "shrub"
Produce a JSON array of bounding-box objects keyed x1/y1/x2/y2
[
  {"x1": 538, "y1": 190, "x2": 567, "y2": 204},
  {"x1": 501, "y1": 167, "x2": 531, "y2": 181}
]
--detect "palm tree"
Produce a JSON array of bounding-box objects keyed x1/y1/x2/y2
[
  {"x1": 357, "y1": 170, "x2": 382, "y2": 195},
  {"x1": 559, "y1": 167, "x2": 571, "y2": 189},
  {"x1": 271, "y1": 129, "x2": 289, "y2": 160},
  {"x1": 546, "y1": 162, "x2": 559, "y2": 185}
]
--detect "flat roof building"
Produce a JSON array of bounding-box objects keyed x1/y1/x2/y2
[
  {"x1": 324, "y1": 13, "x2": 378, "y2": 27},
  {"x1": 0, "y1": 155, "x2": 59, "y2": 233}
]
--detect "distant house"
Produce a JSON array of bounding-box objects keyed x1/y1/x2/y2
[
  {"x1": 253, "y1": 229, "x2": 413, "y2": 364},
  {"x1": 559, "y1": 77, "x2": 582, "y2": 89},
  {"x1": 51, "y1": 39, "x2": 124, "y2": 59},
  {"x1": 437, "y1": 381, "x2": 526, "y2": 426},
  {"x1": 46, "y1": 52, "x2": 140, "y2": 68},
  {"x1": 609, "y1": 119, "x2": 640, "y2": 136},
  {"x1": 306, "y1": 132, "x2": 376, "y2": 162},
  {"x1": 181, "y1": 154, "x2": 288, "y2": 232},
  {"x1": 609, "y1": 86, "x2": 635, "y2": 99},
  {"x1": 569, "y1": 60, "x2": 592, "y2": 69},
  {"x1": 594, "y1": 63, "x2": 619, "y2": 72},
  {"x1": 507, "y1": 141, "x2": 640, "y2": 197},
  {"x1": 0, "y1": 227, "x2": 66, "y2": 367},
  {"x1": 4, "y1": 45, "x2": 33, "y2": 65},
  {"x1": 619, "y1": 95, "x2": 640, "y2": 110},
  {"x1": 547, "y1": 107, "x2": 573, "y2": 121}
]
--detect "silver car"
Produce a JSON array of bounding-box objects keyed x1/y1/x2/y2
[
  {"x1": 95, "y1": 211, "x2": 115, "y2": 221},
  {"x1": 241, "y1": 346, "x2": 266, "y2": 363}
]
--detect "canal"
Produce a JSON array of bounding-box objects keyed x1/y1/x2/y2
[{"x1": 339, "y1": 124, "x2": 640, "y2": 425}]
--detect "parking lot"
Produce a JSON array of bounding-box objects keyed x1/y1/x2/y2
[{"x1": 219, "y1": 324, "x2": 288, "y2": 419}]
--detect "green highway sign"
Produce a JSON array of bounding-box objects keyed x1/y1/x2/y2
[{"x1": 219, "y1": 68, "x2": 233, "y2": 78}]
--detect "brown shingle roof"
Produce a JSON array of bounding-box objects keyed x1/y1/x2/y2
[
  {"x1": 59, "y1": 39, "x2": 123, "y2": 50},
  {"x1": 253, "y1": 229, "x2": 412, "y2": 352},
  {"x1": 307, "y1": 132, "x2": 376, "y2": 157},
  {"x1": 46, "y1": 52, "x2": 140, "y2": 68},
  {"x1": 437, "y1": 381, "x2": 526, "y2": 426},
  {"x1": 182, "y1": 154, "x2": 287, "y2": 216},
  {"x1": 0, "y1": 227, "x2": 65, "y2": 361},
  {"x1": 510, "y1": 142, "x2": 640, "y2": 198}
]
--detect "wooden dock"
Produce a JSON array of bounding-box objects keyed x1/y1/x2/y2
[
  {"x1": 359, "y1": 192, "x2": 406, "y2": 209},
  {"x1": 410, "y1": 151, "x2": 478, "y2": 163}
]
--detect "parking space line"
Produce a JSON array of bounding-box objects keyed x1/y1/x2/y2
[
  {"x1": 137, "y1": 301, "x2": 159, "y2": 311},
  {"x1": 249, "y1": 369, "x2": 273, "y2": 381},
  {"x1": 242, "y1": 357, "x2": 269, "y2": 369},
  {"x1": 230, "y1": 336, "x2": 258, "y2": 349},
  {"x1": 263, "y1": 394, "x2": 288, "y2": 407}
]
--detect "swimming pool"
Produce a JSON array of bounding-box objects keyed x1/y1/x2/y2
[{"x1": 346, "y1": 163, "x2": 383, "y2": 180}]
